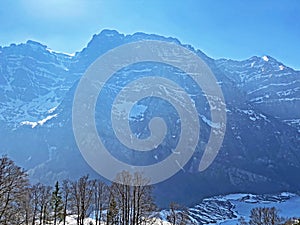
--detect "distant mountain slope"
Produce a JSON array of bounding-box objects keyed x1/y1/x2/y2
[
  {"x1": 216, "y1": 56, "x2": 300, "y2": 131},
  {"x1": 0, "y1": 30, "x2": 299, "y2": 207}
]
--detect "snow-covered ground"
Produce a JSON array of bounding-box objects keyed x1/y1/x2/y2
[
  {"x1": 58, "y1": 216, "x2": 171, "y2": 225},
  {"x1": 208, "y1": 192, "x2": 300, "y2": 224},
  {"x1": 55, "y1": 192, "x2": 300, "y2": 225}
]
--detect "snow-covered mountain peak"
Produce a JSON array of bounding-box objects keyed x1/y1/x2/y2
[
  {"x1": 0, "y1": 39, "x2": 79, "y2": 127},
  {"x1": 262, "y1": 55, "x2": 269, "y2": 62}
]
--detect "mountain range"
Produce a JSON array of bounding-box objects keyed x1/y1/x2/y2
[{"x1": 0, "y1": 29, "x2": 299, "y2": 207}]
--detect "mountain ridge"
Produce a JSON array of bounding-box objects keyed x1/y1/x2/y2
[
  {"x1": 2, "y1": 29, "x2": 298, "y2": 72},
  {"x1": 0, "y1": 29, "x2": 299, "y2": 207}
]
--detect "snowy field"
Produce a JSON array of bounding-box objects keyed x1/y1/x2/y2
[
  {"x1": 55, "y1": 192, "x2": 300, "y2": 225},
  {"x1": 212, "y1": 192, "x2": 300, "y2": 224}
]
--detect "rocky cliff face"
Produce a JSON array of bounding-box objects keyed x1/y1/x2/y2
[{"x1": 0, "y1": 30, "x2": 299, "y2": 206}]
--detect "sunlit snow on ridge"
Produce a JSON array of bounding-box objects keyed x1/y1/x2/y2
[
  {"x1": 46, "y1": 48, "x2": 75, "y2": 57},
  {"x1": 20, "y1": 114, "x2": 58, "y2": 128},
  {"x1": 262, "y1": 55, "x2": 269, "y2": 62}
]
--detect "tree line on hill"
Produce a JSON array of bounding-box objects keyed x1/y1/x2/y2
[
  {"x1": 238, "y1": 207, "x2": 300, "y2": 225},
  {"x1": 2, "y1": 155, "x2": 299, "y2": 225},
  {"x1": 0, "y1": 155, "x2": 192, "y2": 225}
]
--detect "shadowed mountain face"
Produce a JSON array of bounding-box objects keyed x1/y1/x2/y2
[{"x1": 0, "y1": 30, "x2": 299, "y2": 207}]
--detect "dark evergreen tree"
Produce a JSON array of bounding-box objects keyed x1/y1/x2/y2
[
  {"x1": 52, "y1": 181, "x2": 64, "y2": 225},
  {"x1": 106, "y1": 197, "x2": 119, "y2": 225}
]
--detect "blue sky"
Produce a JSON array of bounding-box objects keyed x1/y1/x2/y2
[{"x1": 0, "y1": 0, "x2": 299, "y2": 69}]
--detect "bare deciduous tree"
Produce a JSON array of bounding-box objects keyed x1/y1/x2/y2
[
  {"x1": 61, "y1": 179, "x2": 71, "y2": 225},
  {"x1": 239, "y1": 207, "x2": 283, "y2": 225},
  {"x1": 92, "y1": 180, "x2": 109, "y2": 225},
  {"x1": 249, "y1": 207, "x2": 282, "y2": 225},
  {"x1": 35, "y1": 183, "x2": 52, "y2": 225},
  {"x1": 167, "y1": 202, "x2": 193, "y2": 225},
  {"x1": 238, "y1": 216, "x2": 248, "y2": 225},
  {"x1": 1, "y1": 157, "x2": 162, "y2": 225},
  {"x1": 70, "y1": 175, "x2": 95, "y2": 225},
  {"x1": 0, "y1": 156, "x2": 29, "y2": 225},
  {"x1": 30, "y1": 184, "x2": 41, "y2": 225},
  {"x1": 111, "y1": 171, "x2": 157, "y2": 225}
]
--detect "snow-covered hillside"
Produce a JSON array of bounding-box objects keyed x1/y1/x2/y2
[
  {"x1": 157, "y1": 192, "x2": 300, "y2": 225},
  {"x1": 53, "y1": 193, "x2": 300, "y2": 225}
]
